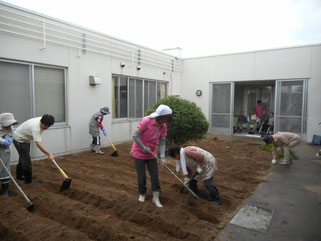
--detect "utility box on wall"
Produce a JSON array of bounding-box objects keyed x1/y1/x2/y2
[{"x1": 89, "y1": 76, "x2": 102, "y2": 85}]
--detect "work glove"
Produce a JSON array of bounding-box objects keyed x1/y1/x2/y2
[
  {"x1": 102, "y1": 128, "x2": 106, "y2": 135},
  {"x1": 3, "y1": 136, "x2": 14, "y2": 147},
  {"x1": 183, "y1": 177, "x2": 190, "y2": 186},
  {"x1": 271, "y1": 159, "x2": 277, "y2": 165},
  {"x1": 160, "y1": 158, "x2": 166, "y2": 167},
  {"x1": 142, "y1": 146, "x2": 151, "y2": 153},
  {"x1": 196, "y1": 166, "x2": 203, "y2": 173}
]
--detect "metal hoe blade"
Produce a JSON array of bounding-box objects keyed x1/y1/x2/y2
[
  {"x1": 27, "y1": 203, "x2": 35, "y2": 212},
  {"x1": 59, "y1": 178, "x2": 72, "y2": 192},
  {"x1": 111, "y1": 150, "x2": 118, "y2": 157}
]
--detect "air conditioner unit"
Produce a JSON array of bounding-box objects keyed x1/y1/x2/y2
[{"x1": 89, "y1": 76, "x2": 102, "y2": 85}]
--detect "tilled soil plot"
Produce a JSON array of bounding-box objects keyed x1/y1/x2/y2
[{"x1": 0, "y1": 135, "x2": 272, "y2": 241}]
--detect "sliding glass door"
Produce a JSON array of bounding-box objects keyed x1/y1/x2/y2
[
  {"x1": 274, "y1": 79, "x2": 308, "y2": 137},
  {"x1": 210, "y1": 82, "x2": 234, "y2": 135}
]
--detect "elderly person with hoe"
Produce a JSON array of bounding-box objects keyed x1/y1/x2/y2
[
  {"x1": 168, "y1": 145, "x2": 220, "y2": 205},
  {"x1": 131, "y1": 104, "x2": 172, "y2": 208},
  {"x1": 263, "y1": 132, "x2": 301, "y2": 165},
  {"x1": 89, "y1": 106, "x2": 110, "y2": 155},
  {"x1": 0, "y1": 113, "x2": 18, "y2": 197}
]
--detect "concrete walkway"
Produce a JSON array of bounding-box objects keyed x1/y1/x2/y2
[{"x1": 215, "y1": 141, "x2": 321, "y2": 241}]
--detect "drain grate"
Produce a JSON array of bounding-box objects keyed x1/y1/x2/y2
[{"x1": 230, "y1": 204, "x2": 274, "y2": 233}]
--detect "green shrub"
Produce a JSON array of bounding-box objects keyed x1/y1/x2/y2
[{"x1": 145, "y1": 96, "x2": 209, "y2": 145}]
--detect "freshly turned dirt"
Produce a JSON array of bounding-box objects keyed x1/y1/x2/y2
[{"x1": 0, "y1": 134, "x2": 272, "y2": 241}]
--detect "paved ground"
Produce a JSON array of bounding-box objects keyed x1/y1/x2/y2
[{"x1": 215, "y1": 140, "x2": 321, "y2": 241}]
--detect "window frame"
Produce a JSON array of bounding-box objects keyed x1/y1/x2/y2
[
  {"x1": 112, "y1": 74, "x2": 168, "y2": 121},
  {"x1": 0, "y1": 58, "x2": 68, "y2": 127}
]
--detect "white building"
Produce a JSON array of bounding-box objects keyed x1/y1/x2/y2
[{"x1": 1, "y1": 1, "x2": 320, "y2": 162}]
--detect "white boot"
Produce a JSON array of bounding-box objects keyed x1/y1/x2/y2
[
  {"x1": 138, "y1": 194, "x2": 146, "y2": 202},
  {"x1": 152, "y1": 191, "x2": 163, "y2": 208}
]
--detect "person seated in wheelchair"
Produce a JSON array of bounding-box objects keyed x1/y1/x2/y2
[
  {"x1": 234, "y1": 111, "x2": 248, "y2": 133},
  {"x1": 260, "y1": 112, "x2": 274, "y2": 135}
]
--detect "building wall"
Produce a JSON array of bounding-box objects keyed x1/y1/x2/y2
[
  {"x1": 181, "y1": 45, "x2": 321, "y2": 142},
  {"x1": 0, "y1": 2, "x2": 182, "y2": 162}
]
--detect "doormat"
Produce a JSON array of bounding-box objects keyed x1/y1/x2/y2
[{"x1": 230, "y1": 204, "x2": 274, "y2": 233}]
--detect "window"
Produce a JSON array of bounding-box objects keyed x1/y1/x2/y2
[
  {"x1": 0, "y1": 60, "x2": 66, "y2": 125},
  {"x1": 112, "y1": 75, "x2": 167, "y2": 119},
  {"x1": 34, "y1": 66, "x2": 65, "y2": 122}
]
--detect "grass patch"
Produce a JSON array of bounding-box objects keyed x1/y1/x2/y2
[{"x1": 258, "y1": 144, "x2": 297, "y2": 160}]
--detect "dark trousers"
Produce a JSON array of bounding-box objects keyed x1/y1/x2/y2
[
  {"x1": 92, "y1": 136, "x2": 101, "y2": 145},
  {"x1": 190, "y1": 176, "x2": 220, "y2": 201},
  {"x1": 134, "y1": 157, "x2": 160, "y2": 194},
  {"x1": 13, "y1": 140, "x2": 32, "y2": 183}
]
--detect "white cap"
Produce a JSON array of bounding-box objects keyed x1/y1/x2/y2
[{"x1": 149, "y1": 104, "x2": 172, "y2": 118}]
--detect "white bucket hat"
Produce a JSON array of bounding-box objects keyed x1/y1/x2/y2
[
  {"x1": 149, "y1": 104, "x2": 172, "y2": 118},
  {"x1": 0, "y1": 113, "x2": 18, "y2": 126}
]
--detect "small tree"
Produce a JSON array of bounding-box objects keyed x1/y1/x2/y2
[{"x1": 145, "y1": 96, "x2": 209, "y2": 145}]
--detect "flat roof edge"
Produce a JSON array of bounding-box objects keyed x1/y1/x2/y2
[
  {"x1": 183, "y1": 42, "x2": 321, "y2": 60},
  {"x1": 0, "y1": 0, "x2": 179, "y2": 59}
]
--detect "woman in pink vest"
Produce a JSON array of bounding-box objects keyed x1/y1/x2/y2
[{"x1": 131, "y1": 105, "x2": 172, "y2": 208}]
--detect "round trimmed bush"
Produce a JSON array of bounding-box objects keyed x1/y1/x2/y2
[{"x1": 146, "y1": 96, "x2": 209, "y2": 145}]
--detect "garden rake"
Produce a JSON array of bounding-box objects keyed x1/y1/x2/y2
[
  {"x1": 0, "y1": 157, "x2": 34, "y2": 212},
  {"x1": 51, "y1": 159, "x2": 72, "y2": 192},
  {"x1": 104, "y1": 134, "x2": 118, "y2": 157},
  {"x1": 149, "y1": 152, "x2": 199, "y2": 199}
]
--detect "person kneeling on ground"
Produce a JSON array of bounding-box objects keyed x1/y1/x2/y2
[
  {"x1": 168, "y1": 144, "x2": 221, "y2": 205},
  {"x1": 89, "y1": 106, "x2": 110, "y2": 155},
  {"x1": 14, "y1": 114, "x2": 55, "y2": 184},
  {"x1": 0, "y1": 113, "x2": 18, "y2": 197},
  {"x1": 131, "y1": 104, "x2": 172, "y2": 208},
  {"x1": 263, "y1": 132, "x2": 301, "y2": 165}
]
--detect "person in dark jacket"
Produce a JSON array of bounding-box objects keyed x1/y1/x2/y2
[
  {"x1": 89, "y1": 107, "x2": 110, "y2": 155},
  {"x1": 234, "y1": 111, "x2": 248, "y2": 133}
]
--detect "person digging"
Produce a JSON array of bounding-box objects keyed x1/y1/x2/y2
[
  {"x1": 263, "y1": 132, "x2": 301, "y2": 165},
  {"x1": 89, "y1": 106, "x2": 110, "y2": 155},
  {"x1": 168, "y1": 144, "x2": 221, "y2": 205},
  {"x1": 13, "y1": 114, "x2": 55, "y2": 184},
  {"x1": 130, "y1": 104, "x2": 172, "y2": 208}
]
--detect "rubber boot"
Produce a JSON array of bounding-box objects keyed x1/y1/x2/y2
[
  {"x1": 138, "y1": 194, "x2": 146, "y2": 202},
  {"x1": 1, "y1": 183, "x2": 9, "y2": 197},
  {"x1": 210, "y1": 186, "x2": 221, "y2": 205},
  {"x1": 90, "y1": 144, "x2": 95, "y2": 152},
  {"x1": 95, "y1": 145, "x2": 104, "y2": 155},
  {"x1": 152, "y1": 191, "x2": 163, "y2": 208}
]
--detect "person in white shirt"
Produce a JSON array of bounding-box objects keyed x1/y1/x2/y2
[{"x1": 13, "y1": 114, "x2": 55, "y2": 184}]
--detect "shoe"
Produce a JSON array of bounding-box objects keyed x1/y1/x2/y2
[
  {"x1": 279, "y1": 159, "x2": 291, "y2": 165},
  {"x1": 96, "y1": 150, "x2": 104, "y2": 155},
  {"x1": 211, "y1": 199, "x2": 221, "y2": 205},
  {"x1": 25, "y1": 179, "x2": 38, "y2": 184},
  {"x1": 138, "y1": 194, "x2": 146, "y2": 202},
  {"x1": 16, "y1": 175, "x2": 25, "y2": 181}
]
